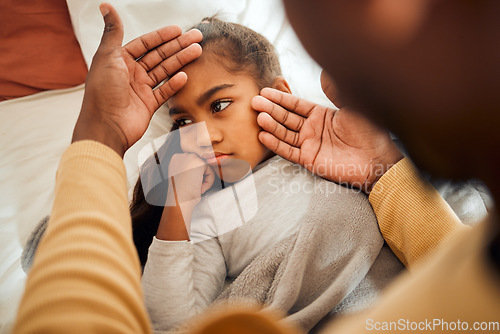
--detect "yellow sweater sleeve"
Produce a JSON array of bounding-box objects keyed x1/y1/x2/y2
[
  {"x1": 181, "y1": 158, "x2": 496, "y2": 334},
  {"x1": 13, "y1": 141, "x2": 151, "y2": 333},
  {"x1": 369, "y1": 157, "x2": 468, "y2": 268}
]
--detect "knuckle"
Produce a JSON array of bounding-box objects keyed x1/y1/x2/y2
[
  {"x1": 158, "y1": 87, "x2": 168, "y2": 100},
  {"x1": 138, "y1": 59, "x2": 151, "y2": 71},
  {"x1": 174, "y1": 53, "x2": 184, "y2": 67},
  {"x1": 103, "y1": 23, "x2": 115, "y2": 33},
  {"x1": 154, "y1": 87, "x2": 167, "y2": 106},
  {"x1": 281, "y1": 109, "x2": 289, "y2": 124},
  {"x1": 156, "y1": 30, "x2": 166, "y2": 44},
  {"x1": 160, "y1": 64, "x2": 170, "y2": 76},
  {"x1": 165, "y1": 80, "x2": 175, "y2": 95},
  {"x1": 298, "y1": 117, "x2": 305, "y2": 129},
  {"x1": 292, "y1": 132, "x2": 299, "y2": 146},
  {"x1": 157, "y1": 47, "x2": 167, "y2": 60},
  {"x1": 270, "y1": 102, "x2": 277, "y2": 115},
  {"x1": 175, "y1": 36, "x2": 183, "y2": 49},
  {"x1": 274, "y1": 139, "x2": 281, "y2": 152},
  {"x1": 284, "y1": 128, "x2": 291, "y2": 142},
  {"x1": 140, "y1": 37, "x2": 150, "y2": 51},
  {"x1": 150, "y1": 71, "x2": 160, "y2": 84},
  {"x1": 271, "y1": 120, "x2": 279, "y2": 135}
]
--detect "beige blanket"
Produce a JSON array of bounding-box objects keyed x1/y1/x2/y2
[
  {"x1": 213, "y1": 191, "x2": 404, "y2": 332},
  {"x1": 24, "y1": 192, "x2": 404, "y2": 333}
]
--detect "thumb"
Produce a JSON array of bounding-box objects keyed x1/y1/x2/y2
[{"x1": 98, "y1": 3, "x2": 124, "y2": 50}]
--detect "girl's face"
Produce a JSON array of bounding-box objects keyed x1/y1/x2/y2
[{"x1": 167, "y1": 53, "x2": 273, "y2": 182}]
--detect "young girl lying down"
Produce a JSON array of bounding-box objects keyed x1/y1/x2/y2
[{"x1": 130, "y1": 18, "x2": 403, "y2": 332}]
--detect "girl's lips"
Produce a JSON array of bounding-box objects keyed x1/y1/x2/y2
[
  {"x1": 199, "y1": 151, "x2": 232, "y2": 165},
  {"x1": 204, "y1": 154, "x2": 231, "y2": 165}
]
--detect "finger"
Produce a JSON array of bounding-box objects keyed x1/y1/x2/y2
[
  {"x1": 320, "y1": 70, "x2": 344, "y2": 107},
  {"x1": 153, "y1": 71, "x2": 188, "y2": 109},
  {"x1": 147, "y1": 43, "x2": 202, "y2": 86},
  {"x1": 137, "y1": 29, "x2": 203, "y2": 72},
  {"x1": 258, "y1": 132, "x2": 301, "y2": 164},
  {"x1": 98, "y1": 3, "x2": 124, "y2": 50},
  {"x1": 259, "y1": 88, "x2": 317, "y2": 117},
  {"x1": 201, "y1": 166, "x2": 215, "y2": 194},
  {"x1": 123, "y1": 25, "x2": 182, "y2": 60},
  {"x1": 252, "y1": 95, "x2": 305, "y2": 132},
  {"x1": 257, "y1": 112, "x2": 301, "y2": 147}
]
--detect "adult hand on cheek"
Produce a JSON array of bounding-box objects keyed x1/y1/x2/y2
[
  {"x1": 253, "y1": 71, "x2": 404, "y2": 194},
  {"x1": 72, "y1": 3, "x2": 202, "y2": 157}
]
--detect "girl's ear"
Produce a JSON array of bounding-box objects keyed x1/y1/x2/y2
[{"x1": 271, "y1": 76, "x2": 291, "y2": 94}]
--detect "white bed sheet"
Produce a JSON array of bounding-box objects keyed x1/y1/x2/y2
[{"x1": 0, "y1": 86, "x2": 83, "y2": 333}]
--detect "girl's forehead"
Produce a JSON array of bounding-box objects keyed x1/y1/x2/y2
[
  {"x1": 179, "y1": 56, "x2": 256, "y2": 91},
  {"x1": 167, "y1": 69, "x2": 237, "y2": 107},
  {"x1": 182, "y1": 52, "x2": 229, "y2": 78}
]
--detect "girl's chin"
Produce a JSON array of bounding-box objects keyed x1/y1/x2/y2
[{"x1": 213, "y1": 159, "x2": 252, "y2": 184}]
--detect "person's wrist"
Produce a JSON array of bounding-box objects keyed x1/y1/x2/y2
[
  {"x1": 72, "y1": 109, "x2": 127, "y2": 158},
  {"x1": 166, "y1": 182, "x2": 200, "y2": 211},
  {"x1": 364, "y1": 152, "x2": 404, "y2": 194},
  {"x1": 157, "y1": 201, "x2": 196, "y2": 241}
]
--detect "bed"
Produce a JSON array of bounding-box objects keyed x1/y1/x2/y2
[{"x1": 0, "y1": 0, "x2": 491, "y2": 332}]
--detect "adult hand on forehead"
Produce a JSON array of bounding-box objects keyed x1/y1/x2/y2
[
  {"x1": 72, "y1": 3, "x2": 202, "y2": 157},
  {"x1": 253, "y1": 71, "x2": 403, "y2": 194}
]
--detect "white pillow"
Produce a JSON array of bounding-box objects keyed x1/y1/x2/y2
[
  {"x1": 0, "y1": 85, "x2": 84, "y2": 332},
  {"x1": 66, "y1": 0, "x2": 330, "y2": 105}
]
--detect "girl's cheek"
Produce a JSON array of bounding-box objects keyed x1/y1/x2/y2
[
  {"x1": 179, "y1": 137, "x2": 189, "y2": 152},
  {"x1": 180, "y1": 141, "x2": 193, "y2": 153}
]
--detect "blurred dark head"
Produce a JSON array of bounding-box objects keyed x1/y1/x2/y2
[{"x1": 282, "y1": 0, "x2": 500, "y2": 185}]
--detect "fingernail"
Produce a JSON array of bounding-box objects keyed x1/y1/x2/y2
[
  {"x1": 258, "y1": 112, "x2": 272, "y2": 121},
  {"x1": 100, "y1": 6, "x2": 109, "y2": 17},
  {"x1": 257, "y1": 95, "x2": 272, "y2": 107}
]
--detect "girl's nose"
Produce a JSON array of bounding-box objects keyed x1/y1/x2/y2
[{"x1": 196, "y1": 121, "x2": 222, "y2": 147}]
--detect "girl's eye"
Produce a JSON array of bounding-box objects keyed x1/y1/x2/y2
[
  {"x1": 211, "y1": 100, "x2": 232, "y2": 113},
  {"x1": 174, "y1": 118, "x2": 193, "y2": 127}
]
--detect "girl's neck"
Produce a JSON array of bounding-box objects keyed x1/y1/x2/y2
[{"x1": 261, "y1": 151, "x2": 277, "y2": 164}]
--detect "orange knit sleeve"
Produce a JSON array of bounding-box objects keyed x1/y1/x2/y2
[
  {"x1": 13, "y1": 141, "x2": 151, "y2": 333},
  {"x1": 369, "y1": 157, "x2": 468, "y2": 268}
]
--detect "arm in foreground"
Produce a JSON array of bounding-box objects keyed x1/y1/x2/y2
[
  {"x1": 253, "y1": 82, "x2": 466, "y2": 268},
  {"x1": 13, "y1": 142, "x2": 151, "y2": 333},
  {"x1": 369, "y1": 157, "x2": 468, "y2": 267},
  {"x1": 13, "y1": 3, "x2": 202, "y2": 333}
]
